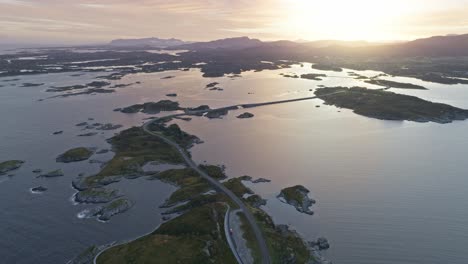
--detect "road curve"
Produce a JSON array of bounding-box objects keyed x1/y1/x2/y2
[{"x1": 143, "y1": 120, "x2": 271, "y2": 264}]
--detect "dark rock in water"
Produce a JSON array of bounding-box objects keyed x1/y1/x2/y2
[
  {"x1": 75, "y1": 122, "x2": 88, "y2": 127},
  {"x1": 205, "y1": 107, "x2": 237, "y2": 119},
  {"x1": 78, "y1": 132, "x2": 98, "y2": 137},
  {"x1": 206, "y1": 82, "x2": 219, "y2": 88},
  {"x1": 88, "y1": 118, "x2": 94, "y2": 121},
  {"x1": 252, "y1": 177, "x2": 271, "y2": 183},
  {"x1": 75, "y1": 188, "x2": 122, "y2": 204},
  {"x1": 86, "y1": 81, "x2": 110, "y2": 88},
  {"x1": 161, "y1": 76, "x2": 175, "y2": 79},
  {"x1": 96, "y1": 123, "x2": 123, "y2": 130},
  {"x1": 278, "y1": 185, "x2": 316, "y2": 215},
  {"x1": 166, "y1": 93, "x2": 177, "y2": 97},
  {"x1": 39, "y1": 169, "x2": 64, "y2": 178},
  {"x1": 174, "y1": 116, "x2": 192, "y2": 121},
  {"x1": 109, "y1": 83, "x2": 133, "y2": 88},
  {"x1": 237, "y1": 112, "x2": 254, "y2": 119},
  {"x1": 32, "y1": 169, "x2": 42, "y2": 174},
  {"x1": 53, "y1": 131, "x2": 63, "y2": 135},
  {"x1": 162, "y1": 216, "x2": 172, "y2": 221},
  {"x1": 96, "y1": 149, "x2": 109, "y2": 154},
  {"x1": 113, "y1": 108, "x2": 122, "y2": 112},
  {"x1": 186, "y1": 105, "x2": 210, "y2": 116},
  {"x1": 56, "y1": 147, "x2": 94, "y2": 163},
  {"x1": 21, "y1": 83, "x2": 44, "y2": 87},
  {"x1": 31, "y1": 186, "x2": 47, "y2": 193},
  {"x1": 208, "y1": 87, "x2": 224, "y2": 91},
  {"x1": 309, "y1": 237, "x2": 330, "y2": 250},
  {"x1": 120, "y1": 104, "x2": 141, "y2": 113},
  {"x1": 0, "y1": 160, "x2": 25, "y2": 175},
  {"x1": 47, "y1": 84, "x2": 86, "y2": 92}
]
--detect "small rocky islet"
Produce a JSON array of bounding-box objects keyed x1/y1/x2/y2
[
  {"x1": 39, "y1": 169, "x2": 64, "y2": 178},
  {"x1": 31, "y1": 186, "x2": 48, "y2": 193},
  {"x1": 0, "y1": 160, "x2": 24, "y2": 175},
  {"x1": 278, "y1": 185, "x2": 316, "y2": 215},
  {"x1": 56, "y1": 147, "x2": 95, "y2": 163},
  {"x1": 236, "y1": 112, "x2": 254, "y2": 119}
]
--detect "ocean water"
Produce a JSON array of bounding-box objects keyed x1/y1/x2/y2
[{"x1": 1, "y1": 64, "x2": 467, "y2": 263}]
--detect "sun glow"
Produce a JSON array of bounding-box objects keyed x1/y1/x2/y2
[{"x1": 279, "y1": 0, "x2": 414, "y2": 41}]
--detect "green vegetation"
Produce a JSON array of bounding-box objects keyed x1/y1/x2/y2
[
  {"x1": 149, "y1": 123, "x2": 201, "y2": 148},
  {"x1": 315, "y1": 86, "x2": 468, "y2": 123},
  {"x1": 97, "y1": 202, "x2": 236, "y2": 264},
  {"x1": 365, "y1": 79, "x2": 427, "y2": 90},
  {"x1": 153, "y1": 168, "x2": 212, "y2": 207},
  {"x1": 223, "y1": 178, "x2": 254, "y2": 198},
  {"x1": 151, "y1": 165, "x2": 228, "y2": 207},
  {"x1": 240, "y1": 206, "x2": 312, "y2": 264},
  {"x1": 83, "y1": 122, "x2": 314, "y2": 263},
  {"x1": 82, "y1": 127, "x2": 183, "y2": 188},
  {"x1": 74, "y1": 188, "x2": 122, "y2": 203},
  {"x1": 39, "y1": 169, "x2": 64, "y2": 178},
  {"x1": 120, "y1": 100, "x2": 181, "y2": 114},
  {"x1": 56, "y1": 147, "x2": 94, "y2": 163},
  {"x1": 199, "y1": 164, "x2": 227, "y2": 180},
  {"x1": 0, "y1": 160, "x2": 24, "y2": 175},
  {"x1": 279, "y1": 185, "x2": 309, "y2": 205}
]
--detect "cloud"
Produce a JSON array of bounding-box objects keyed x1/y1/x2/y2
[{"x1": 1, "y1": 0, "x2": 468, "y2": 44}]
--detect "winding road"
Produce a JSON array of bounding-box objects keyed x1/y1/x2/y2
[{"x1": 141, "y1": 93, "x2": 342, "y2": 264}]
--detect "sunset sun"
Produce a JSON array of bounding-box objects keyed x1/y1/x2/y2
[{"x1": 281, "y1": 0, "x2": 411, "y2": 40}]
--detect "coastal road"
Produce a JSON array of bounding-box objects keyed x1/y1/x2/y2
[
  {"x1": 142, "y1": 92, "x2": 342, "y2": 264},
  {"x1": 143, "y1": 120, "x2": 272, "y2": 264}
]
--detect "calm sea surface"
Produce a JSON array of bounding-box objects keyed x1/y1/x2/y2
[{"x1": 1, "y1": 64, "x2": 467, "y2": 263}]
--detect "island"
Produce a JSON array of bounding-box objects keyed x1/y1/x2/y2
[
  {"x1": 277, "y1": 185, "x2": 316, "y2": 215},
  {"x1": 39, "y1": 169, "x2": 64, "y2": 178},
  {"x1": 312, "y1": 64, "x2": 343, "y2": 72},
  {"x1": 120, "y1": 100, "x2": 182, "y2": 114},
  {"x1": 301, "y1": 73, "x2": 327, "y2": 81},
  {"x1": 315, "y1": 87, "x2": 468, "y2": 123},
  {"x1": 68, "y1": 120, "x2": 323, "y2": 263},
  {"x1": 56, "y1": 147, "x2": 94, "y2": 163},
  {"x1": 365, "y1": 79, "x2": 427, "y2": 90},
  {"x1": 0, "y1": 160, "x2": 24, "y2": 175}
]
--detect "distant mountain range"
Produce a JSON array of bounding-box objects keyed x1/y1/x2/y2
[
  {"x1": 109, "y1": 33, "x2": 468, "y2": 57},
  {"x1": 109, "y1": 37, "x2": 188, "y2": 48}
]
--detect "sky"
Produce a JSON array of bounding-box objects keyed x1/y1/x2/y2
[{"x1": 0, "y1": 0, "x2": 468, "y2": 45}]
